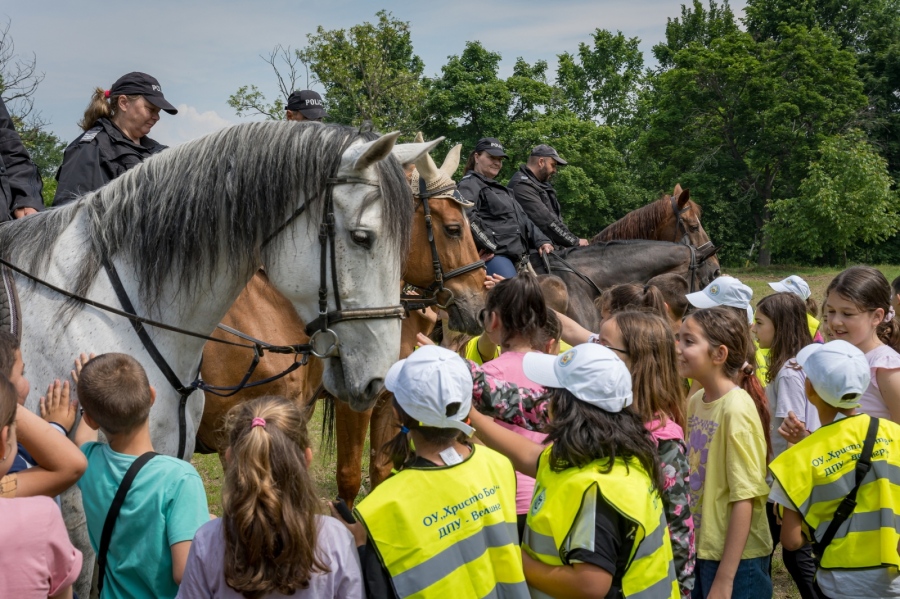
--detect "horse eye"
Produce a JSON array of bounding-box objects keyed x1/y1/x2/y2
[
  {"x1": 350, "y1": 230, "x2": 373, "y2": 248},
  {"x1": 444, "y1": 224, "x2": 462, "y2": 238}
]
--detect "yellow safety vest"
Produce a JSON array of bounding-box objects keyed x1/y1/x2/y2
[
  {"x1": 355, "y1": 445, "x2": 528, "y2": 599},
  {"x1": 769, "y1": 414, "x2": 900, "y2": 570},
  {"x1": 522, "y1": 446, "x2": 679, "y2": 599}
]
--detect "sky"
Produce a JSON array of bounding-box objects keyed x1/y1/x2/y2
[{"x1": 3, "y1": 0, "x2": 746, "y2": 147}]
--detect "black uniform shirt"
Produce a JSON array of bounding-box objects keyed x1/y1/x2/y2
[
  {"x1": 0, "y1": 98, "x2": 44, "y2": 221},
  {"x1": 53, "y1": 117, "x2": 166, "y2": 206},
  {"x1": 507, "y1": 165, "x2": 579, "y2": 248}
]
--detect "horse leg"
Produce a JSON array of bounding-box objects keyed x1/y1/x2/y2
[
  {"x1": 62, "y1": 485, "x2": 94, "y2": 598},
  {"x1": 334, "y1": 398, "x2": 372, "y2": 507},
  {"x1": 369, "y1": 390, "x2": 397, "y2": 488}
]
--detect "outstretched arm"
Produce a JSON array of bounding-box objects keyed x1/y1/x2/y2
[
  {"x1": 468, "y1": 409, "x2": 543, "y2": 478},
  {"x1": 14, "y1": 406, "x2": 87, "y2": 497},
  {"x1": 554, "y1": 310, "x2": 594, "y2": 346}
]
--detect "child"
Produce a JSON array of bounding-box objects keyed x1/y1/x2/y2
[
  {"x1": 0, "y1": 374, "x2": 83, "y2": 598},
  {"x1": 752, "y1": 292, "x2": 820, "y2": 599},
  {"x1": 677, "y1": 307, "x2": 773, "y2": 599},
  {"x1": 601, "y1": 311, "x2": 695, "y2": 597},
  {"x1": 595, "y1": 282, "x2": 669, "y2": 324},
  {"x1": 769, "y1": 340, "x2": 900, "y2": 598},
  {"x1": 823, "y1": 266, "x2": 900, "y2": 422},
  {"x1": 338, "y1": 345, "x2": 527, "y2": 598},
  {"x1": 647, "y1": 272, "x2": 690, "y2": 333},
  {"x1": 470, "y1": 343, "x2": 679, "y2": 598},
  {"x1": 74, "y1": 353, "x2": 210, "y2": 598},
  {"x1": 178, "y1": 396, "x2": 362, "y2": 598},
  {"x1": 768, "y1": 275, "x2": 823, "y2": 342}
]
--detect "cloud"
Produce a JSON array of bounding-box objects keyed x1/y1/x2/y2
[{"x1": 150, "y1": 105, "x2": 237, "y2": 147}]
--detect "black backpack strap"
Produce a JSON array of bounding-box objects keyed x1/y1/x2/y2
[
  {"x1": 96, "y1": 451, "x2": 158, "y2": 596},
  {"x1": 814, "y1": 417, "x2": 879, "y2": 560}
]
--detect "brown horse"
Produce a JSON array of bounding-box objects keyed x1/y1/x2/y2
[
  {"x1": 199, "y1": 144, "x2": 485, "y2": 491},
  {"x1": 592, "y1": 185, "x2": 718, "y2": 267}
]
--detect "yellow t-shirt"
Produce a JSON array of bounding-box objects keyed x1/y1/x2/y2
[
  {"x1": 686, "y1": 388, "x2": 773, "y2": 561},
  {"x1": 464, "y1": 337, "x2": 572, "y2": 365}
]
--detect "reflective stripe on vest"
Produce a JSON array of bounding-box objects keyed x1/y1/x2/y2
[
  {"x1": 355, "y1": 445, "x2": 528, "y2": 599},
  {"x1": 770, "y1": 414, "x2": 900, "y2": 570},
  {"x1": 523, "y1": 446, "x2": 679, "y2": 599}
]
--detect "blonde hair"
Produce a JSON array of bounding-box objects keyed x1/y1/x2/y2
[
  {"x1": 222, "y1": 396, "x2": 328, "y2": 597},
  {"x1": 78, "y1": 87, "x2": 142, "y2": 131}
]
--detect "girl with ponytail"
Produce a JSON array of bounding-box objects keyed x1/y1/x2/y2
[
  {"x1": 677, "y1": 306, "x2": 773, "y2": 599},
  {"x1": 824, "y1": 265, "x2": 900, "y2": 422},
  {"x1": 178, "y1": 396, "x2": 363, "y2": 598}
]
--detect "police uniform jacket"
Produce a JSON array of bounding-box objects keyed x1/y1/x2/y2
[
  {"x1": 507, "y1": 165, "x2": 579, "y2": 248},
  {"x1": 53, "y1": 117, "x2": 166, "y2": 206},
  {"x1": 0, "y1": 98, "x2": 44, "y2": 222},
  {"x1": 457, "y1": 170, "x2": 551, "y2": 260}
]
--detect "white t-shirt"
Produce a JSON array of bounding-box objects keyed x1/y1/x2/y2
[{"x1": 767, "y1": 360, "x2": 821, "y2": 460}]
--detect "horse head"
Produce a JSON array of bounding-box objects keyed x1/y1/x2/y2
[
  {"x1": 266, "y1": 127, "x2": 441, "y2": 411},
  {"x1": 669, "y1": 184, "x2": 720, "y2": 270},
  {"x1": 695, "y1": 241, "x2": 722, "y2": 290},
  {"x1": 406, "y1": 138, "x2": 486, "y2": 335}
]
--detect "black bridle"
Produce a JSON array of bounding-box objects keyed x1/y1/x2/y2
[
  {"x1": 670, "y1": 195, "x2": 716, "y2": 293},
  {"x1": 401, "y1": 179, "x2": 486, "y2": 311}
]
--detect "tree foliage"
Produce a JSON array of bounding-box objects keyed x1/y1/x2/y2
[{"x1": 766, "y1": 131, "x2": 900, "y2": 263}]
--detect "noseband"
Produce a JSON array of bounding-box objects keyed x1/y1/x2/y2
[{"x1": 402, "y1": 179, "x2": 486, "y2": 311}]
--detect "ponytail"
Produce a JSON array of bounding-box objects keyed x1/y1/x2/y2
[
  {"x1": 78, "y1": 87, "x2": 141, "y2": 132},
  {"x1": 738, "y1": 361, "x2": 773, "y2": 461},
  {"x1": 222, "y1": 396, "x2": 328, "y2": 596},
  {"x1": 484, "y1": 273, "x2": 549, "y2": 350},
  {"x1": 805, "y1": 296, "x2": 818, "y2": 319}
]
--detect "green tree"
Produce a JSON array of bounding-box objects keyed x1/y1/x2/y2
[
  {"x1": 227, "y1": 45, "x2": 305, "y2": 120},
  {"x1": 556, "y1": 29, "x2": 644, "y2": 125},
  {"x1": 298, "y1": 10, "x2": 425, "y2": 132},
  {"x1": 651, "y1": 0, "x2": 738, "y2": 70},
  {"x1": 640, "y1": 25, "x2": 866, "y2": 265},
  {"x1": 766, "y1": 131, "x2": 900, "y2": 264}
]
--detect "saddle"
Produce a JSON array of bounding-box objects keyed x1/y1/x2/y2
[{"x1": 0, "y1": 265, "x2": 21, "y2": 342}]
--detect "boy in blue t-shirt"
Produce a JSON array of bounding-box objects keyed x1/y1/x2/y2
[{"x1": 74, "y1": 353, "x2": 209, "y2": 599}]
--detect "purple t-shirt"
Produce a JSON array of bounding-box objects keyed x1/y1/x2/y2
[{"x1": 176, "y1": 515, "x2": 363, "y2": 599}]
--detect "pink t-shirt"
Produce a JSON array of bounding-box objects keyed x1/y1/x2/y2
[
  {"x1": 481, "y1": 351, "x2": 548, "y2": 514},
  {"x1": 0, "y1": 496, "x2": 82, "y2": 598},
  {"x1": 861, "y1": 344, "x2": 900, "y2": 419}
]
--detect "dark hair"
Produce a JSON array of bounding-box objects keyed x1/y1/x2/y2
[
  {"x1": 892, "y1": 274, "x2": 900, "y2": 296},
  {"x1": 485, "y1": 274, "x2": 550, "y2": 349},
  {"x1": 611, "y1": 311, "x2": 686, "y2": 429},
  {"x1": 685, "y1": 307, "x2": 773, "y2": 460},
  {"x1": 222, "y1": 396, "x2": 328, "y2": 598},
  {"x1": 595, "y1": 283, "x2": 668, "y2": 321},
  {"x1": 804, "y1": 296, "x2": 819, "y2": 319},
  {"x1": 544, "y1": 389, "x2": 663, "y2": 492},
  {"x1": 382, "y1": 398, "x2": 465, "y2": 471},
  {"x1": 539, "y1": 275, "x2": 569, "y2": 314},
  {"x1": 0, "y1": 330, "x2": 19, "y2": 378},
  {"x1": 756, "y1": 293, "x2": 811, "y2": 385},
  {"x1": 464, "y1": 151, "x2": 477, "y2": 174},
  {"x1": 77, "y1": 353, "x2": 152, "y2": 435},
  {"x1": 646, "y1": 273, "x2": 689, "y2": 320},
  {"x1": 0, "y1": 373, "x2": 16, "y2": 430},
  {"x1": 826, "y1": 266, "x2": 900, "y2": 352}
]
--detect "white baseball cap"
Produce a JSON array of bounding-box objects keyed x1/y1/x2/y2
[
  {"x1": 384, "y1": 345, "x2": 474, "y2": 436},
  {"x1": 522, "y1": 344, "x2": 633, "y2": 413},
  {"x1": 796, "y1": 340, "x2": 869, "y2": 409},
  {"x1": 769, "y1": 275, "x2": 811, "y2": 301},
  {"x1": 686, "y1": 276, "x2": 754, "y2": 323}
]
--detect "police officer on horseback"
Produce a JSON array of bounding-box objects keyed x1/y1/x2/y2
[
  {"x1": 458, "y1": 138, "x2": 553, "y2": 278},
  {"x1": 53, "y1": 72, "x2": 177, "y2": 206},
  {"x1": 0, "y1": 98, "x2": 43, "y2": 221},
  {"x1": 285, "y1": 90, "x2": 327, "y2": 122},
  {"x1": 507, "y1": 144, "x2": 588, "y2": 249}
]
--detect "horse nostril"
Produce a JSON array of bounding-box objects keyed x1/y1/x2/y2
[
  {"x1": 714, "y1": 269, "x2": 721, "y2": 278},
  {"x1": 363, "y1": 378, "x2": 384, "y2": 402}
]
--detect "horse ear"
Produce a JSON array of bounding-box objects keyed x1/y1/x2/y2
[
  {"x1": 440, "y1": 144, "x2": 462, "y2": 177},
  {"x1": 673, "y1": 183, "x2": 683, "y2": 196},
  {"x1": 698, "y1": 244, "x2": 719, "y2": 261},
  {"x1": 350, "y1": 131, "x2": 403, "y2": 171},
  {"x1": 414, "y1": 131, "x2": 424, "y2": 143},
  {"x1": 677, "y1": 187, "x2": 691, "y2": 209},
  {"x1": 390, "y1": 136, "x2": 444, "y2": 168}
]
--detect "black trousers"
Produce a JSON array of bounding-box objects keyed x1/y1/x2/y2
[{"x1": 767, "y1": 501, "x2": 821, "y2": 599}]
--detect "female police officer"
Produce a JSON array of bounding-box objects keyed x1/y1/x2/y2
[
  {"x1": 458, "y1": 138, "x2": 553, "y2": 278},
  {"x1": 53, "y1": 72, "x2": 177, "y2": 206}
]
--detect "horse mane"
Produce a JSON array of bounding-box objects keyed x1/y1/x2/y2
[
  {"x1": 591, "y1": 196, "x2": 673, "y2": 243},
  {"x1": 0, "y1": 122, "x2": 412, "y2": 309}
]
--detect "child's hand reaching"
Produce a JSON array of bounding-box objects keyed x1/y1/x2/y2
[
  {"x1": 39, "y1": 380, "x2": 76, "y2": 434},
  {"x1": 71, "y1": 352, "x2": 96, "y2": 385},
  {"x1": 777, "y1": 411, "x2": 808, "y2": 445}
]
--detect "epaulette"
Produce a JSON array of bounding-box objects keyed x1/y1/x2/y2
[{"x1": 80, "y1": 125, "x2": 103, "y2": 143}]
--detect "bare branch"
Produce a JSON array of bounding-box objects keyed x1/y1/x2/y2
[{"x1": 0, "y1": 18, "x2": 45, "y2": 120}]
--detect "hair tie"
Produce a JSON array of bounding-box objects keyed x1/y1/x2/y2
[
  {"x1": 251, "y1": 417, "x2": 266, "y2": 429},
  {"x1": 741, "y1": 361, "x2": 754, "y2": 376},
  {"x1": 104, "y1": 89, "x2": 110, "y2": 98},
  {"x1": 400, "y1": 425, "x2": 410, "y2": 434},
  {"x1": 885, "y1": 306, "x2": 896, "y2": 323},
  {"x1": 643, "y1": 284, "x2": 650, "y2": 293}
]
